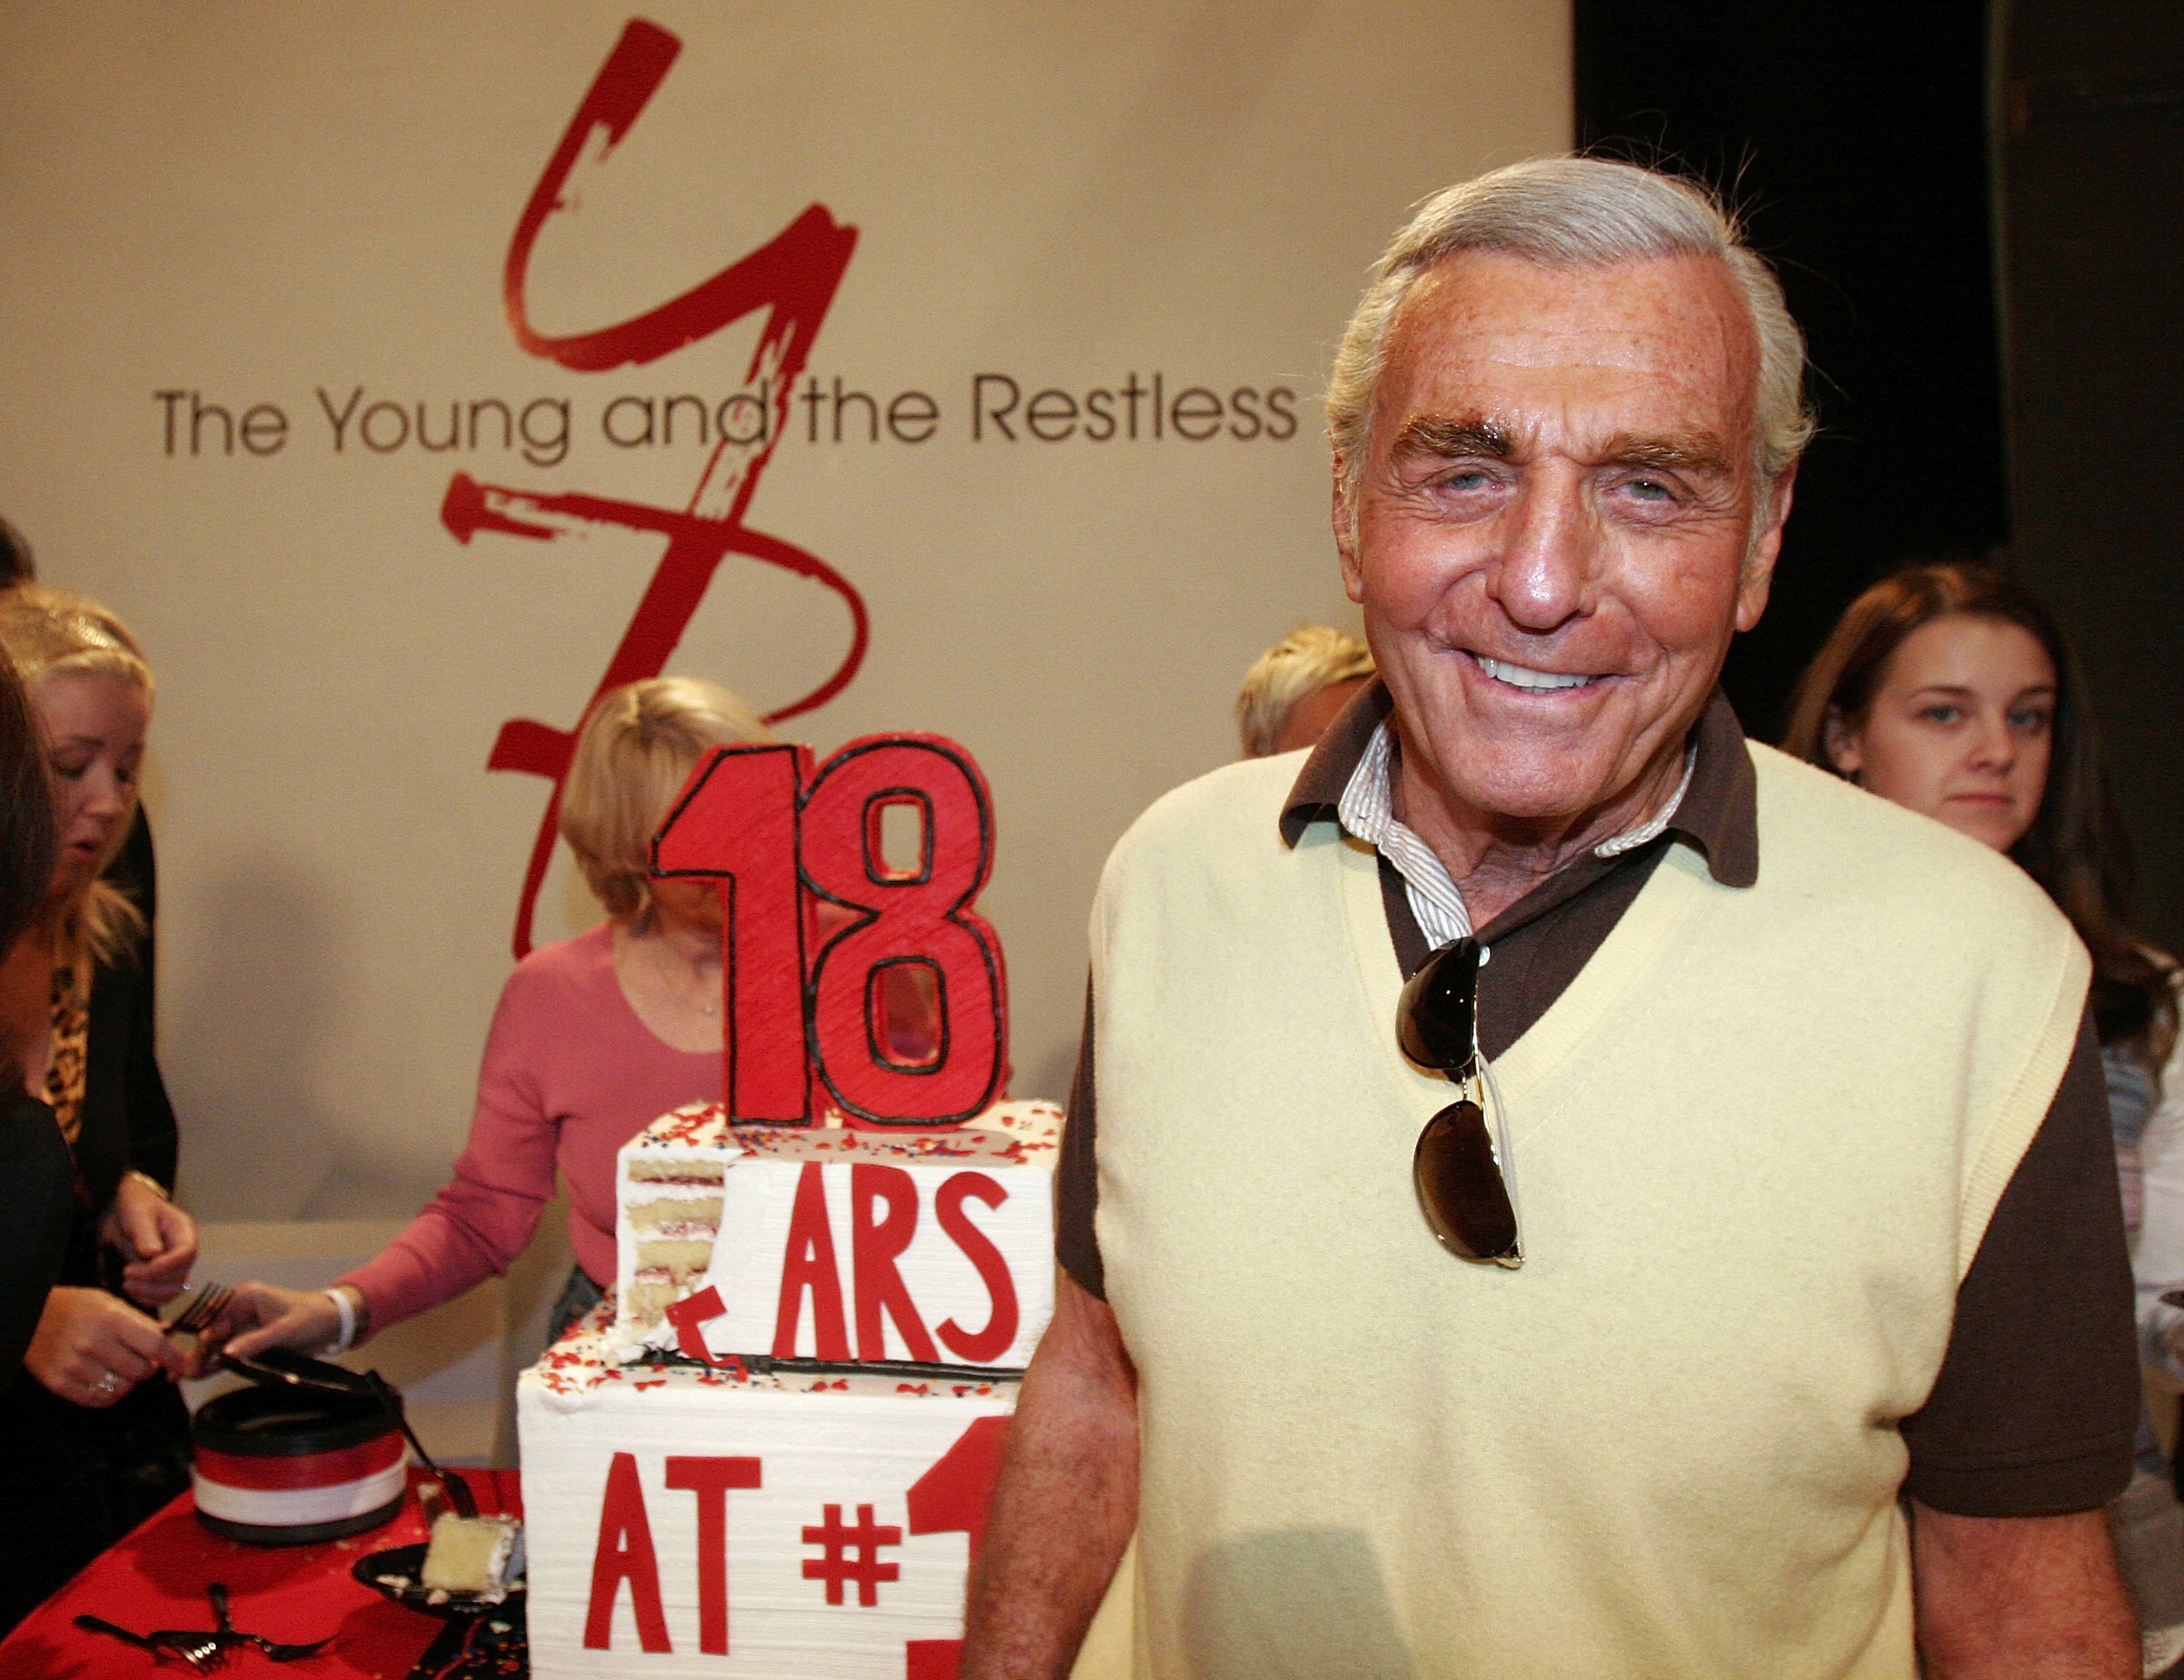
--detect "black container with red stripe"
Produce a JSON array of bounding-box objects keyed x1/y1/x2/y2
[{"x1": 191, "y1": 1368, "x2": 408, "y2": 1545}]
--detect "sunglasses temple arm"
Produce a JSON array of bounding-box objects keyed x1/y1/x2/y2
[{"x1": 1479, "y1": 1053, "x2": 1522, "y2": 1259}]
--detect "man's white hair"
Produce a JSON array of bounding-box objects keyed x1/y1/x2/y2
[{"x1": 1327, "y1": 156, "x2": 1815, "y2": 516}]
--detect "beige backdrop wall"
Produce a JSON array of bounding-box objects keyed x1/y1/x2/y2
[{"x1": 0, "y1": 1, "x2": 1568, "y2": 1222}]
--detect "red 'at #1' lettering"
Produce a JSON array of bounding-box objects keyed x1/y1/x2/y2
[
  {"x1": 802, "y1": 1502, "x2": 902, "y2": 1606},
  {"x1": 585, "y1": 1451, "x2": 761, "y2": 1653},
  {"x1": 579, "y1": 1422, "x2": 1005, "y2": 1666},
  {"x1": 771, "y1": 1164, "x2": 1019, "y2": 1363},
  {"x1": 585, "y1": 1451, "x2": 669, "y2": 1652},
  {"x1": 904, "y1": 1416, "x2": 1013, "y2": 1680}
]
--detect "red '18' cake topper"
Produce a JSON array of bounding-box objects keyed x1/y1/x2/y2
[{"x1": 652, "y1": 734, "x2": 1008, "y2": 1128}]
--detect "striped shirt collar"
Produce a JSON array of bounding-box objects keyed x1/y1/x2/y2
[
  {"x1": 1335, "y1": 718, "x2": 1697, "y2": 946},
  {"x1": 1284, "y1": 680, "x2": 1757, "y2": 943}
]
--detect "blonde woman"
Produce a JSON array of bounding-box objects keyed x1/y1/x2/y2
[
  {"x1": 1235, "y1": 624, "x2": 1374, "y2": 758},
  {"x1": 0, "y1": 587, "x2": 193, "y2": 1634},
  {"x1": 224, "y1": 676, "x2": 768, "y2": 1358}
]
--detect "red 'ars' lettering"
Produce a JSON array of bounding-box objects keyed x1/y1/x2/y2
[
  {"x1": 934, "y1": 1171, "x2": 1018, "y2": 1362},
  {"x1": 585, "y1": 1451, "x2": 670, "y2": 1652},
  {"x1": 774, "y1": 1163, "x2": 1021, "y2": 1363},
  {"x1": 773, "y1": 1162, "x2": 851, "y2": 1360},
  {"x1": 852, "y1": 1164, "x2": 939, "y2": 1362},
  {"x1": 663, "y1": 1284, "x2": 729, "y2": 1364},
  {"x1": 665, "y1": 1455, "x2": 762, "y2": 1655}
]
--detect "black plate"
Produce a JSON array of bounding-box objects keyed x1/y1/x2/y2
[
  {"x1": 222, "y1": 1345, "x2": 384, "y2": 1397},
  {"x1": 353, "y1": 1542, "x2": 527, "y2": 1617}
]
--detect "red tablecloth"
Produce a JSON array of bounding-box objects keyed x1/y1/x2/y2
[{"x1": 0, "y1": 1467, "x2": 521, "y2": 1679}]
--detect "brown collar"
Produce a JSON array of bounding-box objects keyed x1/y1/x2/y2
[{"x1": 1278, "y1": 678, "x2": 1758, "y2": 889}]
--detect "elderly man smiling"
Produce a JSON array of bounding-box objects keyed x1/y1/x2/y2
[{"x1": 961, "y1": 160, "x2": 2140, "y2": 1679}]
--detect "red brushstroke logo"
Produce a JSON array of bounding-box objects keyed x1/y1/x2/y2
[{"x1": 443, "y1": 17, "x2": 864, "y2": 956}]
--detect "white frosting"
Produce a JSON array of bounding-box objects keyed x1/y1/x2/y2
[
  {"x1": 614, "y1": 1106, "x2": 747, "y2": 1326},
  {"x1": 700, "y1": 1130, "x2": 1053, "y2": 1367},
  {"x1": 612, "y1": 1101, "x2": 1061, "y2": 1361},
  {"x1": 627, "y1": 1184, "x2": 729, "y2": 1205},
  {"x1": 518, "y1": 1323, "x2": 1017, "y2": 1676},
  {"x1": 528, "y1": 1098, "x2": 1062, "y2": 1674}
]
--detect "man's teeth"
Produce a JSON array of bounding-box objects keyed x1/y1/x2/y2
[{"x1": 1475, "y1": 656, "x2": 1591, "y2": 692}]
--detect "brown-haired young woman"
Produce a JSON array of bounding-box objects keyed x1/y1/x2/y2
[
  {"x1": 1784, "y1": 559, "x2": 2176, "y2": 1155},
  {"x1": 1785, "y1": 558, "x2": 2184, "y2": 1668}
]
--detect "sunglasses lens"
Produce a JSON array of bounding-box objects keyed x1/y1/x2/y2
[
  {"x1": 1413, "y1": 1098, "x2": 1519, "y2": 1263},
  {"x1": 1398, "y1": 938, "x2": 1481, "y2": 1071}
]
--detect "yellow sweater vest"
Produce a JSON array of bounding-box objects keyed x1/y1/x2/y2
[{"x1": 1090, "y1": 741, "x2": 2088, "y2": 1679}]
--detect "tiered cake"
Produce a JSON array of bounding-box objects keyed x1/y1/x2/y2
[{"x1": 516, "y1": 1099, "x2": 1060, "y2": 1676}]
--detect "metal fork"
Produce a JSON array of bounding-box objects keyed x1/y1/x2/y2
[
  {"x1": 165, "y1": 1282, "x2": 232, "y2": 1339},
  {"x1": 145, "y1": 1626, "x2": 226, "y2": 1672},
  {"x1": 207, "y1": 1582, "x2": 336, "y2": 1663},
  {"x1": 74, "y1": 1613, "x2": 223, "y2": 1672}
]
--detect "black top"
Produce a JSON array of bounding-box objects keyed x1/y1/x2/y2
[
  {"x1": 0, "y1": 1090, "x2": 71, "y2": 1390},
  {"x1": 0, "y1": 812, "x2": 161, "y2": 1384},
  {"x1": 0, "y1": 816, "x2": 186, "y2": 1638},
  {"x1": 59, "y1": 812, "x2": 175, "y2": 1287},
  {"x1": 61, "y1": 922, "x2": 178, "y2": 1285}
]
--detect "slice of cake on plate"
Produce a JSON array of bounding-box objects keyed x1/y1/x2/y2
[{"x1": 420, "y1": 1510, "x2": 526, "y2": 1604}]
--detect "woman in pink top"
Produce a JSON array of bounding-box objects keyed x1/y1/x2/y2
[{"x1": 223, "y1": 676, "x2": 768, "y2": 1357}]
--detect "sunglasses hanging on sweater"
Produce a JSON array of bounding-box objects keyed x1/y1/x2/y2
[{"x1": 1397, "y1": 937, "x2": 1522, "y2": 1267}]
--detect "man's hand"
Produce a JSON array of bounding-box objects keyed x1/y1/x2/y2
[
  {"x1": 24, "y1": 1285, "x2": 184, "y2": 1407},
  {"x1": 960, "y1": 1272, "x2": 1139, "y2": 1679},
  {"x1": 216, "y1": 1281, "x2": 347, "y2": 1360},
  {"x1": 98, "y1": 1173, "x2": 197, "y2": 1307},
  {"x1": 1912, "y1": 1499, "x2": 2137, "y2": 1677}
]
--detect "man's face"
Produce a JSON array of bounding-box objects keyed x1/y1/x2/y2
[{"x1": 1335, "y1": 251, "x2": 1792, "y2": 829}]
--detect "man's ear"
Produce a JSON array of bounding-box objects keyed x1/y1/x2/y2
[
  {"x1": 1333, "y1": 462, "x2": 1364, "y2": 603},
  {"x1": 1736, "y1": 462, "x2": 1797, "y2": 633},
  {"x1": 1822, "y1": 707, "x2": 1863, "y2": 779}
]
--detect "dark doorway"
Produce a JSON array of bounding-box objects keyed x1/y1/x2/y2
[
  {"x1": 1573, "y1": 1, "x2": 2011, "y2": 745},
  {"x1": 1998, "y1": 1, "x2": 2184, "y2": 956},
  {"x1": 1575, "y1": 0, "x2": 2184, "y2": 953}
]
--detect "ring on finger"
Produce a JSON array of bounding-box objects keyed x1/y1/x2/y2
[{"x1": 91, "y1": 1371, "x2": 122, "y2": 1398}]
